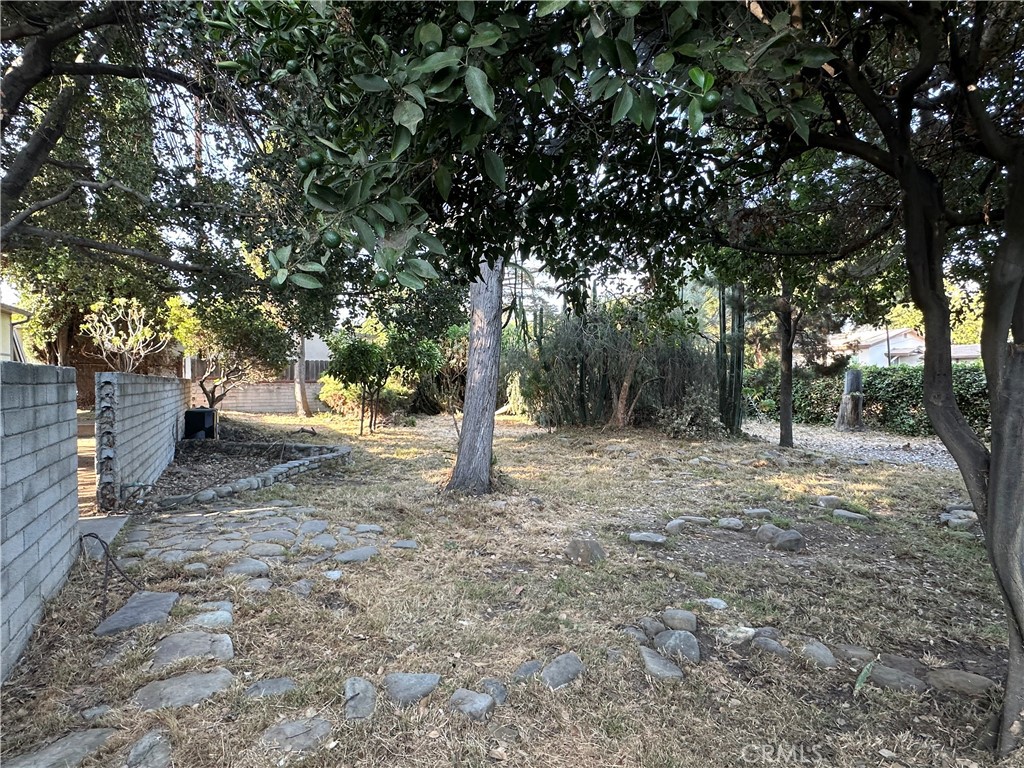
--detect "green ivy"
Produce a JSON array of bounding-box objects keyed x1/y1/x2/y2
[{"x1": 746, "y1": 363, "x2": 990, "y2": 437}]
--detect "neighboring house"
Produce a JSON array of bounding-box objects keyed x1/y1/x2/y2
[
  {"x1": 828, "y1": 327, "x2": 926, "y2": 366},
  {"x1": 0, "y1": 303, "x2": 31, "y2": 362},
  {"x1": 951, "y1": 343, "x2": 982, "y2": 364}
]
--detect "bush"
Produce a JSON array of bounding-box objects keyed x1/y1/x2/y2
[
  {"x1": 745, "y1": 362, "x2": 989, "y2": 436},
  {"x1": 317, "y1": 374, "x2": 410, "y2": 416}
]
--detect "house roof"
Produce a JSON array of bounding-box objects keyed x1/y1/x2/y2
[
  {"x1": 828, "y1": 326, "x2": 924, "y2": 351},
  {"x1": 951, "y1": 343, "x2": 981, "y2": 359},
  {"x1": 0, "y1": 303, "x2": 31, "y2": 317}
]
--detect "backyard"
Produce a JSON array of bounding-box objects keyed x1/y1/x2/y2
[{"x1": 0, "y1": 413, "x2": 1007, "y2": 768}]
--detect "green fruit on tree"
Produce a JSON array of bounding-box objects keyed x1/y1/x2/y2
[
  {"x1": 285, "y1": 59, "x2": 302, "y2": 75},
  {"x1": 423, "y1": 40, "x2": 441, "y2": 55},
  {"x1": 571, "y1": 0, "x2": 591, "y2": 18},
  {"x1": 372, "y1": 271, "x2": 389, "y2": 287},
  {"x1": 327, "y1": 120, "x2": 341, "y2": 134},
  {"x1": 700, "y1": 90, "x2": 722, "y2": 112},
  {"x1": 296, "y1": 156, "x2": 312, "y2": 175},
  {"x1": 321, "y1": 230, "x2": 342, "y2": 249},
  {"x1": 452, "y1": 21, "x2": 471, "y2": 44},
  {"x1": 308, "y1": 150, "x2": 325, "y2": 168}
]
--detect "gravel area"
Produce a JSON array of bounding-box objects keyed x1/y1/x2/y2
[{"x1": 742, "y1": 419, "x2": 960, "y2": 472}]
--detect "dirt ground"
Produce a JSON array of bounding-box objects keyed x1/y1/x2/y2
[{"x1": 3, "y1": 412, "x2": 1015, "y2": 768}]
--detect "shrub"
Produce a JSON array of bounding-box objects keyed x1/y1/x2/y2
[{"x1": 745, "y1": 362, "x2": 989, "y2": 436}]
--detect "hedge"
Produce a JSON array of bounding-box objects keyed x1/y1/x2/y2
[{"x1": 745, "y1": 363, "x2": 989, "y2": 437}]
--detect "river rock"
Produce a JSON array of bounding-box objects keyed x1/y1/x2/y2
[
  {"x1": 152, "y1": 631, "x2": 233, "y2": 670},
  {"x1": 4, "y1": 729, "x2": 116, "y2": 768},
  {"x1": 541, "y1": 652, "x2": 585, "y2": 689},
  {"x1": 224, "y1": 558, "x2": 269, "y2": 578},
  {"x1": 798, "y1": 640, "x2": 837, "y2": 668},
  {"x1": 628, "y1": 532, "x2": 667, "y2": 545},
  {"x1": 448, "y1": 688, "x2": 496, "y2": 721},
  {"x1": 94, "y1": 591, "x2": 179, "y2": 636},
  {"x1": 126, "y1": 729, "x2": 171, "y2": 768},
  {"x1": 261, "y1": 717, "x2": 331, "y2": 753},
  {"x1": 344, "y1": 676, "x2": 377, "y2": 719},
  {"x1": 927, "y1": 668, "x2": 998, "y2": 697},
  {"x1": 245, "y1": 677, "x2": 296, "y2": 698},
  {"x1": 132, "y1": 667, "x2": 233, "y2": 710},
  {"x1": 653, "y1": 630, "x2": 700, "y2": 663},
  {"x1": 384, "y1": 672, "x2": 441, "y2": 706},
  {"x1": 639, "y1": 646, "x2": 684, "y2": 679},
  {"x1": 870, "y1": 664, "x2": 928, "y2": 693},
  {"x1": 565, "y1": 538, "x2": 607, "y2": 565},
  {"x1": 662, "y1": 609, "x2": 697, "y2": 632}
]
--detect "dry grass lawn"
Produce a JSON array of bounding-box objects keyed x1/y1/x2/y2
[{"x1": 1, "y1": 412, "x2": 1016, "y2": 768}]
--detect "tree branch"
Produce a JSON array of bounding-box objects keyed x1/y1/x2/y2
[
  {"x1": 49, "y1": 62, "x2": 259, "y2": 117},
  {"x1": 1, "y1": 178, "x2": 151, "y2": 240},
  {"x1": 9, "y1": 225, "x2": 253, "y2": 281}
]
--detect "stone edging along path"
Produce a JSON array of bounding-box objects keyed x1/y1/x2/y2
[{"x1": 156, "y1": 442, "x2": 352, "y2": 510}]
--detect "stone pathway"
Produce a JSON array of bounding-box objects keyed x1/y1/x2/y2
[{"x1": 5, "y1": 493, "x2": 999, "y2": 766}]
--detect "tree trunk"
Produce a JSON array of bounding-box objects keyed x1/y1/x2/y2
[
  {"x1": 834, "y1": 368, "x2": 864, "y2": 431},
  {"x1": 55, "y1": 323, "x2": 71, "y2": 367},
  {"x1": 358, "y1": 387, "x2": 366, "y2": 436},
  {"x1": 776, "y1": 288, "x2": 800, "y2": 449},
  {"x1": 903, "y1": 161, "x2": 1024, "y2": 756},
  {"x1": 717, "y1": 283, "x2": 745, "y2": 435},
  {"x1": 609, "y1": 352, "x2": 639, "y2": 428},
  {"x1": 447, "y1": 256, "x2": 505, "y2": 494},
  {"x1": 294, "y1": 336, "x2": 312, "y2": 417}
]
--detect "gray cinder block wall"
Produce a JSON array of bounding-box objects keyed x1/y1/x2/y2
[
  {"x1": 190, "y1": 381, "x2": 325, "y2": 414},
  {"x1": 1, "y1": 362, "x2": 78, "y2": 681},
  {"x1": 96, "y1": 372, "x2": 190, "y2": 511}
]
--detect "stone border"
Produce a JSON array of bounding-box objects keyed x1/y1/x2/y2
[{"x1": 156, "y1": 443, "x2": 352, "y2": 510}]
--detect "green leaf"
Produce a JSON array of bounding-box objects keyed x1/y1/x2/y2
[
  {"x1": 732, "y1": 86, "x2": 758, "y2": 115},
  {"x1": 315, "y1": 135, "x2": 344, "y2": 152},
  {"x1": 288, "y1": 272, "x2": 323, "y2": 289},
  {"x1": 536, "y1": 1, "x2": 570, "y2": 17},
  {"x1": 305, "y1": 192, "x2": 339, "y2": 213},
  {"x1": 770, "y1": 11, "x2": 790, "y2": 31},
  {"x1": 688, "y1": 66, "x2": 706, "y2": 90},
  {"x1": 800, "y1": 46, "x2": 836, "y2": 68},
  {"x1": 687, "y1": 97, "x2": 704, "y2": 133},
  {"x1": 402, "y1": 83, "x2": 426, "y2": 107},
  {"x1": 352, "y1": 73, "x2": 389, "y2": 92},
  {"x1": 393, "y1": 101, "x2": 425, "y2": 134},
  {"x1": 274, "y1": 268, "x2": 289, "y2": 285},
  {"x1": 681, "y1": 0, "x2": 699, "y2": 19},
  {"x1": 268, "y1": 250, "x2": 282, "y2": 270},
  {"x1": 654, "y1": 52, "x2": 675, "y2": 75},
  {"x1": 611, "y1": 86, "x2": 634, "y2": 124},
  {"x1": 719, "y1": 53, "x2": 748, "y2": 72},
  {"x1": 615, "y1": 40, "x2": 637, "y2": 74},
  {"x1": 417, "y1": 231, "x2": 447, "y2": 256},
  {"x1": 464, "y1": 66, "x2": 496, "y2": 120},
  {"x1": 590, "y1": 13, "x2": 606, "y2": 38},
  {"x1": 352, "y1": 216, "x2": 376, "y2": 252},
  {"x1": 790, "y1": 109, "x2": 810, "y2": 143},
  {"x1": 854, "y1": 660, "x2": 875, "y2": 695},
  {"x1": 391, "y1": 126, "x2": 412, "y2": 159},
  {"x1": 370, "y1": 202, "x2": 396, "y2": 222},
  {"x1": 638, "y1": 85, "x2": 657, "y2": 131},
  {"x1": 215, "y1": 61, "x2": 243, "y2": 71},
  {"x1": 458, "y1": 1, "x2": 475, "y2": 21},
  {"x1": 610, "y1": 1, "x2": 642, "y2": 17},
  {"x1": 469, "y1": 29, "x2": 502, "y2": 48},
  {"x1": 483, "y1": 149, "x2": 506, "y2": 191},
  {"x1": 309, "y1": 0, "x2": 328, "y2": 17},
  {"x1": 419, "y1": 22, "x2": 443, "y2": 46},
  {"x1": 406, "y1": 257, "x2": 440, "y2": 279},
  {"x1": 539, "y1": 77, "x2": 556, "y2": 105},
  {"x1": 298, "y1": 261, "x2": 327, "y2": 273},
  {"x1": 413, "y1": 48, "x2": 464, "y2": 73},
  {"x1": 434, "y1": 165, "x2": 452, "y2": 201},
  {"x1": 396, "y1": 270, "x2": 426, "y2": 290}
]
